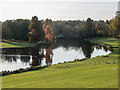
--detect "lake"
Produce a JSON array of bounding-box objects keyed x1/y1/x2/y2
[{"x1": 0, "y1": 39, "x2": 112, "y2": 72}]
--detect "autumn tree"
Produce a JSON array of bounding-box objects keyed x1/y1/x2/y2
[
  {"x1": 44, "y1": 19, "x2": 54, "y2": 42},
  {"x1": 95, "y1": 22, "x2": 110, "y2": 36},
  {"x1": 109, "y1": 16, "x2": 120, "y2": 37},
  {"x1": 28, "y1": 16, "x2": 42, "y2": 43}
]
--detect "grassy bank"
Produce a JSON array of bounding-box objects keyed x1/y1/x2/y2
[
  {"x1": 88, "y1": 37, "x2": 119, "y2": 48},
  {"x1": 0, "y1": 40, "x2": 51, "y2": 48},
  {"x1": 0, "y1": 40, "x2": 35, "y2": 48},
  {"x1": 2, "y1": 37, "x2": 119, "y2": 88}
]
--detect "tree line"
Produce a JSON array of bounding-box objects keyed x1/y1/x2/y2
[
  {"x1": 53, "y1": 16, "x2": 120, "y2": 39},
  {"x1": 1, "y1": 16, "x2": 120, "y2": 41}
]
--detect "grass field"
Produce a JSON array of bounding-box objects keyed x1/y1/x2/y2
[
  {"x1": 2, "y1": 37, "x2": 119, "y2": 88},
  {"x1": 0, "y1": 40, "x2": 35, "y2": 48},
  {"x1": 0, "y1": 40, "x2": 50, "y2": 48}
]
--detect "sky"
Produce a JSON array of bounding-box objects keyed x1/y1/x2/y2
[
  {"x1": 0, "y1": 0, "x2": 119, "y2": 21},
  {"x1": 0, "y1": 0, "x2": 119, "y2": 2}
]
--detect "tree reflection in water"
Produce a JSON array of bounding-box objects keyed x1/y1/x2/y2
[
  {"x1": 29, "y1": 48, "x2": 44, "y2": 66},
  {"x1": 29, "y1": 46, "x2": 53, "y2": 66},
  {"x1": 45, "y1": 46, "x2": 53, "y2": 66},
  {"x1": 20, "y1": 56, "x2": 30, "y2": 63},
  {"x1": 81, "y1": 42, "x2": 94, "y2": 58},
  {"x1": 1, "y1": 40, "x2": 113, "y2": 70}
]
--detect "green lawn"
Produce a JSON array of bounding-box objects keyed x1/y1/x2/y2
[
  {"x1": 0, "y1": 40, "x2": 50, "y2": 48},
  {"x1": 0, "y1": 40, "x2": 35, "y2": 48},
  {"x1": 2, "y1": 37, "x2": 119, "y2": 88},
  {"x1": 89, "y1": 37, "x2": 119, "y2": 48}
]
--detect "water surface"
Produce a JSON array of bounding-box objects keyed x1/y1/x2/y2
[{"x1": 0, "y1": 40, "x2": 112, "y2": 72}]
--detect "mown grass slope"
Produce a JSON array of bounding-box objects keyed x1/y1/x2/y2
[
  {"x1": 0, "y1": 40, "x2": 34, "y2": 48},
  {"x1": 2, "y1": 37, "x2": 119, "y2": 88}
]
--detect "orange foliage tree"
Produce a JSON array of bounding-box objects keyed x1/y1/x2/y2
[{"x1": 44, "y1": 19, "x2": 54, "y2": 42}]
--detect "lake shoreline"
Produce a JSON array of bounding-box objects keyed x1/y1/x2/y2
[
  {"x1": 1, "y1": 37, "x2": 118, "y2": 76},
  {"x1": 2, "y1": 37, "x2": 118, "y2": 88}
]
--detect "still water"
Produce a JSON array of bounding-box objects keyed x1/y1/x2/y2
[{"x1": 0, "y1": 40, "x2": 112, "y2": 72}]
